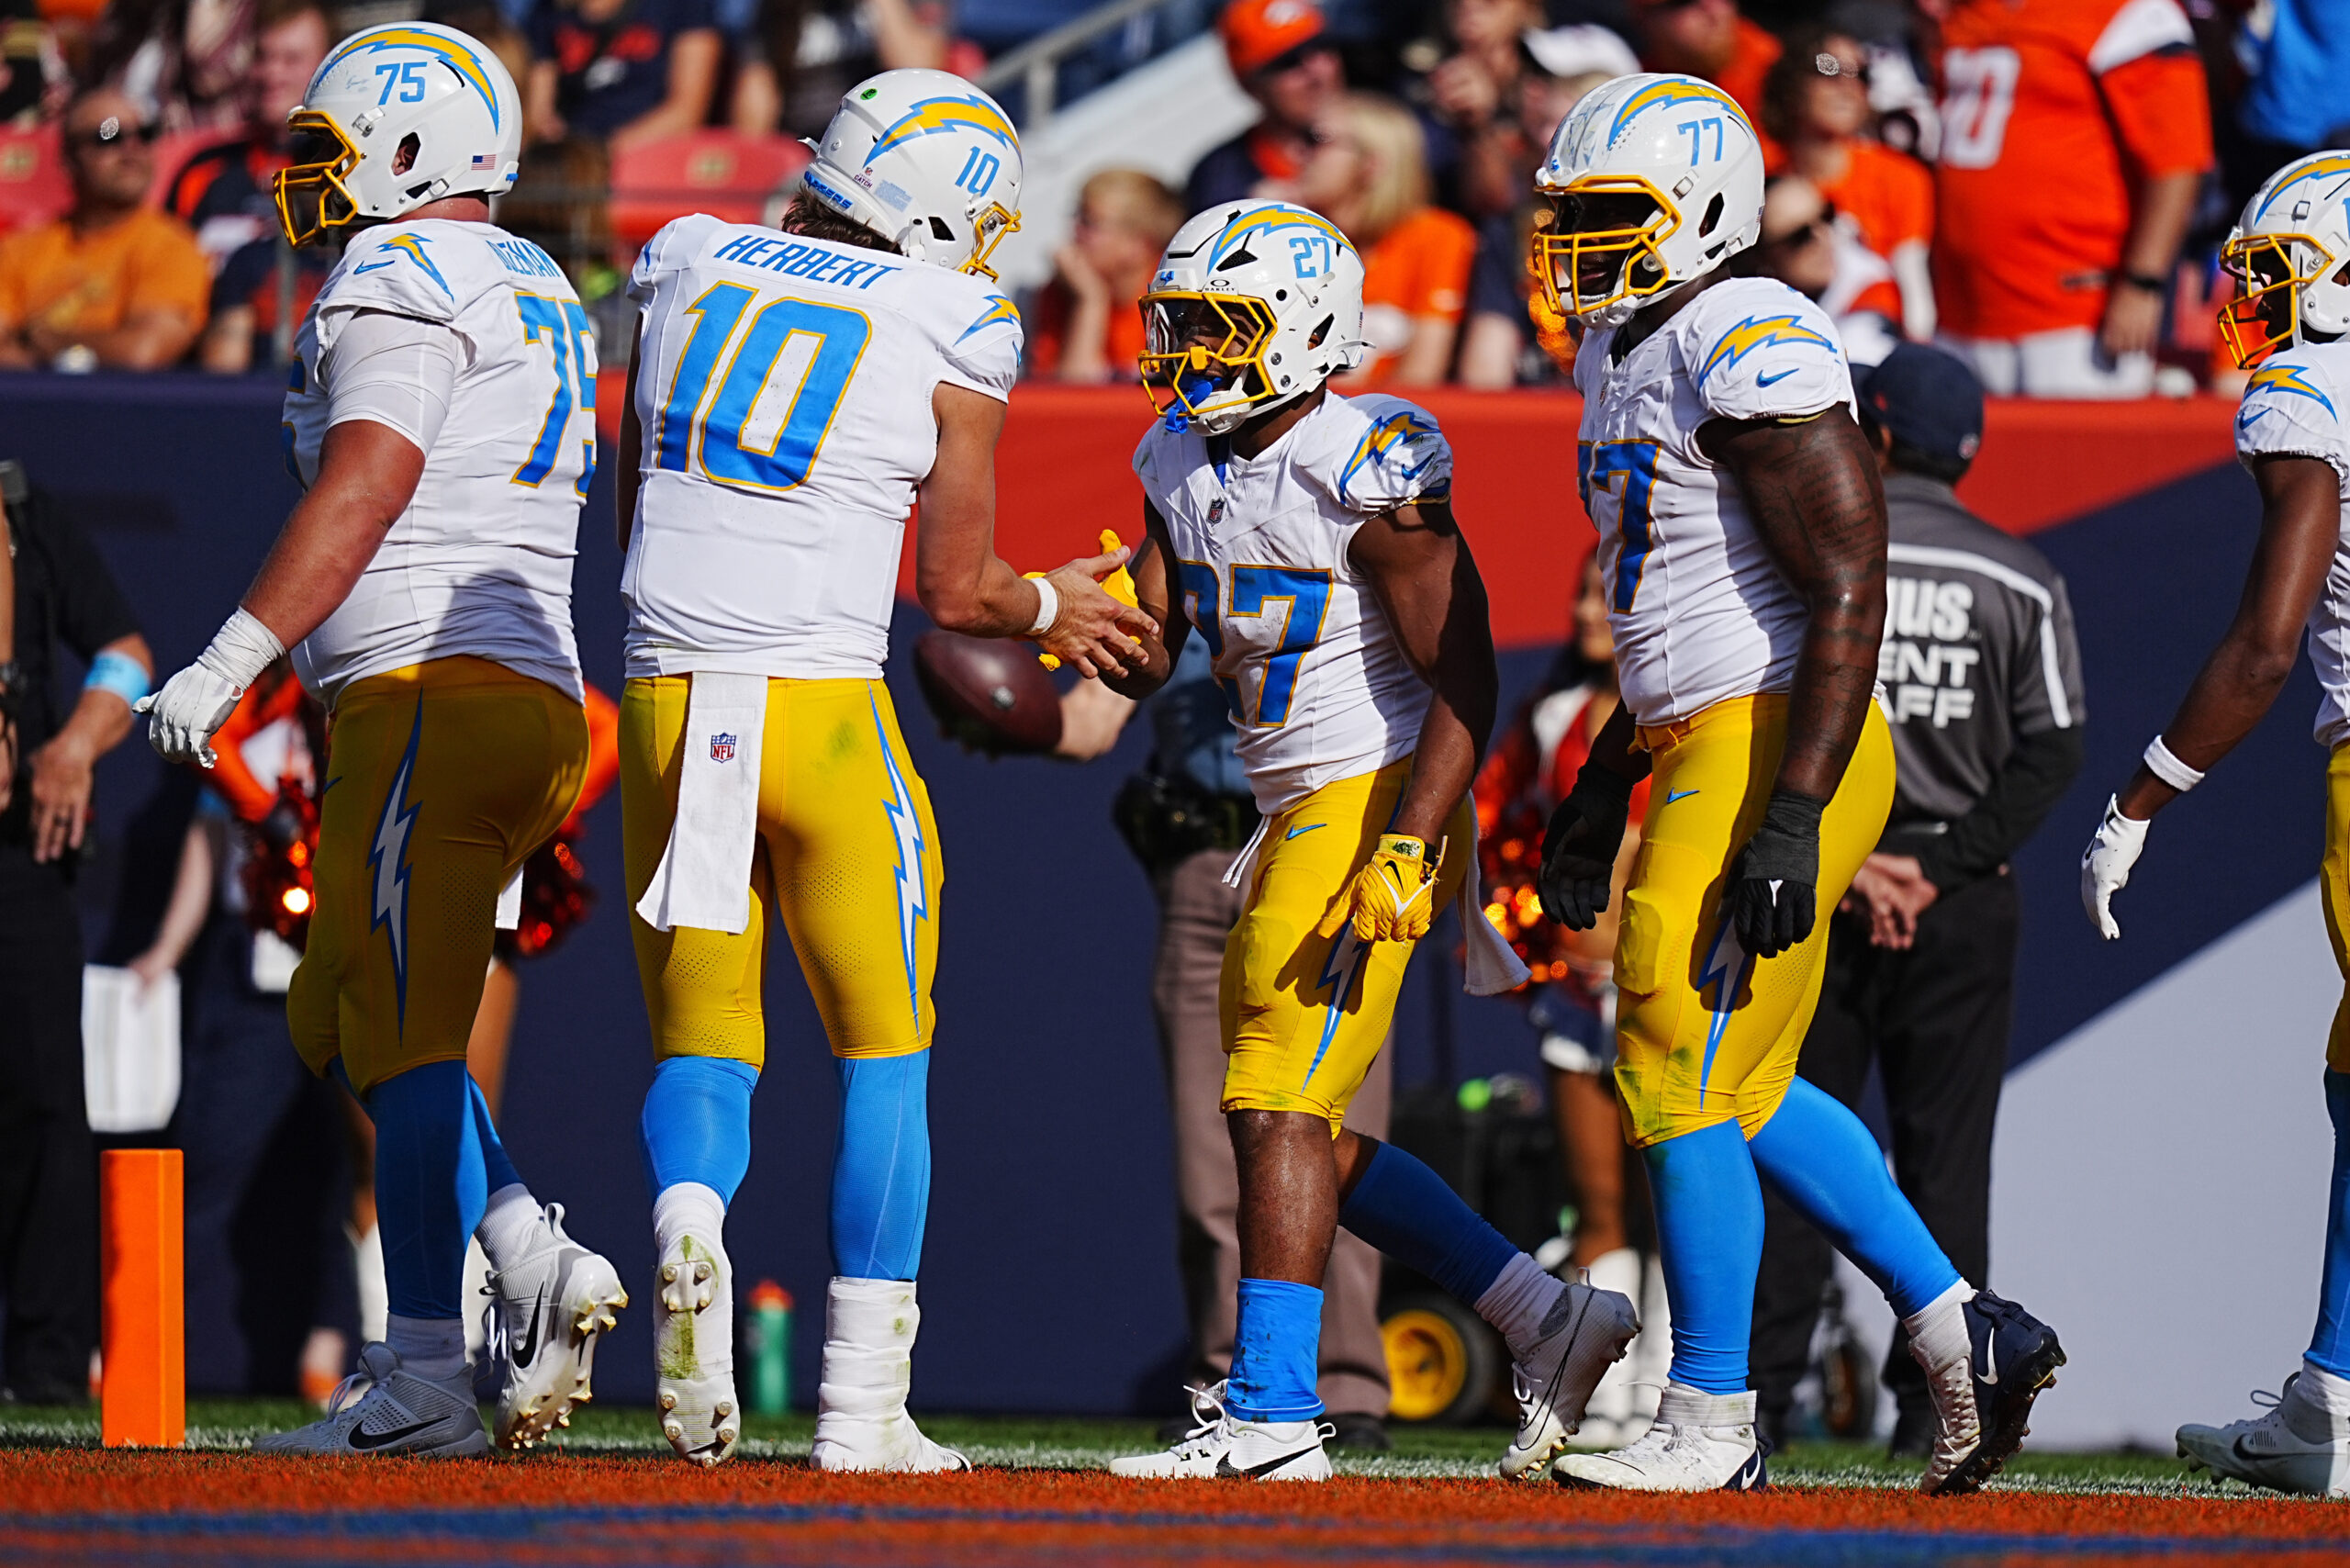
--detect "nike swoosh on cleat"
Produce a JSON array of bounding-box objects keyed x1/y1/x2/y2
[
  {"x1": 349, "y1": 1419, "x2": 439, "y2": 1450},
  {"x1": 1726, "y1": 1449, "x2": 1768, "y2": 1490},
  {"x1": 510, "y1": 1283, "x2": 549, "y2": 1369},
  {"x1": 1214, "y1": 1448, "x2": 1318, "y2": 1478}
]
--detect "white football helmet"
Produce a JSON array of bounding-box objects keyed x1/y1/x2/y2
[
  {"x1": 800, "y1": 69, "x2": 1023, "y2": 277},
  {"x1": 1532, "y1": 73, "x2": 1764, "y2": 329},
  {"x1": 274, "y1": 22, "x2": 521, "y2": 248},
  {"x1": 1138, "y1": 200, "x2": 1367, "y2": 436},
  {"x1": 2220, "y1": 151, "x2": 2350, "y2": 369}
]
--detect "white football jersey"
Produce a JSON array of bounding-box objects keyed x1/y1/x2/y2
[
  {"x1": 2234, "y1": 343, "x2": 2350, "y2": 747},
  {"x1": 1572, "y1": 276, "x2": 1855, "y2": 724},
  {"x1": 1133, "y1": 392, "x2": 1453, "y2": 813},
  {"x1": 623, "y1": 213, "x2": 1024, "y2": 681},
  {"x1": 283, "y1": 219, "x2": 594, "y2": 706}
]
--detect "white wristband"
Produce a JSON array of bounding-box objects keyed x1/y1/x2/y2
[
  {"x1": 196, "y1": 607, "x2": 285, "y2": 692},
  {"x1": 1026, "y1": 576, "x2": 1058, "y2": 636},
  {"x1": 2143, "y1": 735, "x2": 2205, "y2": 793}
]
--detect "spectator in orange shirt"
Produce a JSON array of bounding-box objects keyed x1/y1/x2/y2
[
  {"x1": 1762, "y1": 28, "x2": 1935, "y2": 343},
  {"x1": 1296, "y1": 91, "x2": 1475, "y2": 386},
  {"x1": 1026, "y1": 169, "x2": 1185, "y2": 383},
  {"x1": 1625, "y1": 0, "x2": 1780, "y2": 130},
  {"x1": 1932, "y1": 0, "x2": 2211, "y2": 398},
  {"x1": 1184, "y1": 0, "x2": 1343, "y2": 213},
  {"x1": 0, "y1": 88, "x2": 207, "y2": 370}
]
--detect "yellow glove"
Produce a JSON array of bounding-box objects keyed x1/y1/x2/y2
[
  {"x1": 1034, "y1": 530, "x2": 1140, "y2": 671},
  {"x1": 1317, "y1": 834, "x2": 1444, "y2": 943}
]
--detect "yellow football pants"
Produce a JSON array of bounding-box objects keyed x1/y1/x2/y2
[
  {"x1": 288, "y1": 657, "x2": 588, "y2": 1093},
  {"x1": 621, "y1": 676, "x2": 942, "y2": 1068},
  {"x1": 2320, "y1": 745, "x2": 2350, "y2": 1072},
  {"x1": 1221, "y1": 758, "x2": 1472, "y2": 1132},
  {"x1": 1612, "y1": 693, "x2": 1895, "y2": 1146}
]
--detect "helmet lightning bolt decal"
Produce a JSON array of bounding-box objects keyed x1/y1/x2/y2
[
  {"x1": 1691, "y1": 915, "x2": 1751, "y2": 1105},
  {"x1": 2254, "y1": 153, "x2": 2350, "y2": 219},
  {"x1": 320, "y1": 28, "x2": 503, "y2": 129},
  {"x1": 368, "y1": 698, "x2": 426, "y2": 1032},
  {"x1": 871, "y1": 690, "x2": 929, "y2": 1025},
  {"x1": 1608, "y1": 78, "x2": 1752, "y2": 146},
  {"x1": 867, "y1": 95, "x2": 1018, "y2": 162}
]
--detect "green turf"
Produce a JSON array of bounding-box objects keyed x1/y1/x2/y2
[{"x1": 0, "y1": 1400, "x2": 2231, "y2": 1493}]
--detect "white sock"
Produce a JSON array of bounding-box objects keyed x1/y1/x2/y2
[
  {"x1": 351, "y1": 1222, "x2": 387, "y2": 1345},
  {"x1": 476, "y1": 1182, "x2": 545, "y2": 1273},
  {"x1": 1474, "y1": 1252, "x2": 1566, "y2": 1361},
  {"x1": 386, "y1": 1314, "x2": 468, "y2": 1383},
  {"x1": 653, "y1": 1182, "x2": 728, "y2": 1260},
  {"x1": 2292, "y1": 1360, "x2": 2350, "y2": 1438},
  {"x1": 1900, "y1": 1279, "x2": 1977, "y2": 1373}
]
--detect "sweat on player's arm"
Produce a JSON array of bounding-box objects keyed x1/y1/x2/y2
[{"x1": 1700, "y1": 404, "x2": 1889, "y2": 958}]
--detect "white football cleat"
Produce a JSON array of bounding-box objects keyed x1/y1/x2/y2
[
  {"x1": 1553, "y1": 1383, "x2": 1768, "y2": 1492},
  {"x1": 2177, "y1": 1374, "x2": 2350, "y2": 1496},
  {"x1": 253, "y1": 1341, "x2": 488, "y2": 1458},
  {"x1": 1108, "y1": 1383, "x2": 1333, "y2": 1481},
  {"x1": 810, "y1": 1277, "x2": 969, "y2": 1473},
  {"x1": 478, "y1": 1203, "x2": 628, "y2": 1450},
  {"x1": 655, "y1": 1228, "x2": 740, "y2": 1467},
  {"x1": 1498, "y1": 1276, "x2": 1639, "y2": 1478}
]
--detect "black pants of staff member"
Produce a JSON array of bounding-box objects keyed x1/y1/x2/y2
[
  {"x1": 0, "y1": 839, "x2": 95, "y2": 1402},
  {"x1": 1751, "y1": 868, "x2": 2020, "y2": 1444}
]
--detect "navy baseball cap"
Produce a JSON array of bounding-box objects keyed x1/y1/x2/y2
[{"x1": 1856, "y1": 342, "x2": 1985, "y2": 467}]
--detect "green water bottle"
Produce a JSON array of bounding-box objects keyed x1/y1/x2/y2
[{"x1": 748, "y1": 1280, "x2": 793, "y2": 1415}]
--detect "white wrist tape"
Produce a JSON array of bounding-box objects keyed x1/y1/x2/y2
[
  {"x1": 1027, "y1": 576, "x2": 1059, "y2": 636},
  {"x1": 2143, "y1": 735, "x2": 2205, "y2": 793},
  {"x1": 196, "y1": 607, "x2": 285, "y2": 692}
]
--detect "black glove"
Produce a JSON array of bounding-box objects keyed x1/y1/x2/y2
[
  {"x1": 1729, "y1": 790, "x2": 1826, "y2": 959},
  {"x1": 1539, "y1": 762, "x2": 1635, "y2": 930}
]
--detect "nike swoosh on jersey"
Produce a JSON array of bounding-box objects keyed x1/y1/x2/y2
[
  {"x1": 348, "y1": 1417, "x2": 439, "y2": 1450},
  {"x1": 1755, "y1": 368, "x2": 1798, "y2": 387},
  {"x1": 1663, "y1": 789, "x2": 1700, "y2": 806},
  {"x1": 1286, "y1": 823, "x2": 1326, "y2": 840},
  {"x1": 352, "y1": 260, "x2": 397, "y2": 274}
]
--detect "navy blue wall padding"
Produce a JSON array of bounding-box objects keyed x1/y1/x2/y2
[{"x1": 5, "y1": 375, "x2": 2319, "y2": 1408}]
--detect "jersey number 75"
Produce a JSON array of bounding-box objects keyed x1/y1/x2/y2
[{"x1": 652, "y1": 282, "x2": 871, "y2": 493}]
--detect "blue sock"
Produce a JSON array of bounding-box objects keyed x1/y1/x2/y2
[
  {"x1": 2310, "y1": 1070, "x2": 2350, "y2": 1376},
  {"x1": 1645, "y1": 1119, "x2": 1762, "y2": 1394},
  {"x1": 1338, "y1": 1140, "x2": 1517, "y2": 1305},
  {"x1": 466, "y1": 1075, "x2": 522, "y2": 1195},
  {"x1": 368, "y1": 1060, "x2": 487, "y2": 1320},
  {"x1": 1747, "y1": 1078, "x2": 1963, "y2": 1319},
  {"x1": 831, "y1": 1051, "x2": 931, "y2": 1281},
  {"x1": 640, "y1": 1056, "x2": 760, "y2": 1205},
  {"x1": 1226, "y1": 1278, "x2": 1325, "y2": 1422}
]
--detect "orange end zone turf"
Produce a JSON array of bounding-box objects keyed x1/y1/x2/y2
[{"x1": 6, "y1": 1453, "x2": 2348, "y2": 1567}]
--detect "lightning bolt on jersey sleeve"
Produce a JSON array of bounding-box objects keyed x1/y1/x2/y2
[
  {"x1": 283, "y1": 220, "x2": 594, "y2": 707},
  {"x1": 1130, "y1": 392, "x2": 1438, "y2": 813},
  {"x1": 2236, "y1": 346, "x2": 2350, "y2": 745},
  {"x1": 1572, "y1": 278, "x2": 1853, "y2": 725},
  {"x1": 623, "y1": 220, "x2": 1021, "y2": 681}
]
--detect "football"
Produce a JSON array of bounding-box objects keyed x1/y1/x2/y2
[{"x1": 912, "y1": 630, "x2": 1064, "y2": 756}]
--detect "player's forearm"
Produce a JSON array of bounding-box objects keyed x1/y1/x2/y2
[
  {"x1": 918, "y1": 551, "x2": 1046, "y2": 637},
  {"x1": 1583, "y1": 700, "x2": 1651, "y2": 787},
  {"x1": 1776, "y1": 590, "x2": 1883, "y2": 803},
  {"x1": 1395, "y1": 696, "x2": 1483, "y2": 843},
  {"x1": 2117, "y1": 634, "x2": 2298, "y2": 818}
]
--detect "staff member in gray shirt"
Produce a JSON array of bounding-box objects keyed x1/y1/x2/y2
[{"x1": 1748, "y1": 344, "x2": 2087, "y2": 1455}]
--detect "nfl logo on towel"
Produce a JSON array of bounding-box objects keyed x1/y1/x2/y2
[{"x1": 710, "y1": 733, "x2": 737, "y2": 763}]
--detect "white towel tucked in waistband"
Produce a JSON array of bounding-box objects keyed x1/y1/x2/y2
[
  {"x1": 496, "y1": 866, "x2": 522, "y2": 930},
  {"x1": 633, "y1": 672, "x2": 768, "y2": 935},
  {"x1": 1219, "y1": 797, "x2": 1531, "y2": 996}
]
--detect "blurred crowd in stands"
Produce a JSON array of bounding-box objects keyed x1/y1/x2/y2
[{"x1": 0, "y1": 0, "x2": 2339, "y2": 392}]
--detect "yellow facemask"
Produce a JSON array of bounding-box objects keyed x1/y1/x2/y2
[
  {"x1": 1529, "y1": 175, "x2": 1680, "y2": 321},
  {"x1": 2218, "y1": 231, "x2": 2334, "y2": 370},
  {"x1": 1136, "y1": 291, "x2": 1279, "y2": 427},
  {"x1": 273, "y1": 111, "x2": 364, "y2": 249}
]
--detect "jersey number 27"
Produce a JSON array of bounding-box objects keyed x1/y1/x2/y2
[{"x1": 654, "y1": 282, "x2": 870, "y2": 493}]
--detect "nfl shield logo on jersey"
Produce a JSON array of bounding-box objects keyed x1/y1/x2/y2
[
  {"x1": 1207, "y1": 498, "x2": 1225, "y2": 523},
  {"x1": 710, "y1": 733, "x2": 737, "y2": 764}
]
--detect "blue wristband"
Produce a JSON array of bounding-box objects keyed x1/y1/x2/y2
[{"x1": 84, "y1": 650, "x2": 151, "y2": 709}]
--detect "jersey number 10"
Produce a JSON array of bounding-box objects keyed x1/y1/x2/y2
[{"x1": 654, "y1": 282, "x2": 871, "y2": 493}]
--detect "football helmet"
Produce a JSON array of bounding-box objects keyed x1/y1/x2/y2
[
  {"x1": 800, "y1": 69, "x2": 1023, "y2": 277},
  {"x1": 2219, "y1": 151, "x2": 2350, "y2": 369},
  {"x1": 274, "y1": 22, "x2": 521, "y2": 247},
  {"x1": 1532, "y1": 73, "x2": 1764, "y2": 329},
  {"x1": 1137, "y1": 200, "x2": 1367, "y2": 435}
]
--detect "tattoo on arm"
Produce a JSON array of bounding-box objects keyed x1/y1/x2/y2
[{"x1": 1700, "y1": 407, "x2": 1886, "y2": 803}]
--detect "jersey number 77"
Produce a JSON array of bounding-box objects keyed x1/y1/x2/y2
[{"x1": 653, "y1": 282, "x2": 872, "y2": 493}]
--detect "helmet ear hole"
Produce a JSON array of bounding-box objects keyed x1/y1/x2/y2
[
  {"x1": 1698, "y1": 193, "x2": 1724, "y2": 239},
  {"x1": 1307, "y1": 315, "x2": 1332, "y2": 351},
  {"x1": 393, "y1": 133, "x2": 420, "y2": 177},
  {"x1": 929, "y1": 217, "x2": 956, "y2": 241}
]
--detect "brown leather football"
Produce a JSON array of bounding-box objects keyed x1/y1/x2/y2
[{"x1": 912, "y1": 631, "x2": 1064, "y2": 756}]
